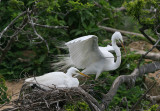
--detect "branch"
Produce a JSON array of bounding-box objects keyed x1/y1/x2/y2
[
  {"x1": 33, "y1": 23, "x2": 69, "y2": 29},
  {"x1": 131, "y1": 82, "x2": 156, "y2": 111},
  {"x1": 139, "y1": 27, "x2": 156, "y2": 46},
  {"x1": 27, "y1": 12, "x2": 50, "y2": 53},
  {"x1": 114, "y1": 7, "x2": 126, "y2": 12},
  {"x1": 77, "y1": 87, "x2": 102, "y2": 111},
  {"x1": 98, "y1": 25, "x2": 156, "y2": 42},
  {"x1": 146, "y1": 94, "x2": 160, "y2": 104},
  {"x1": 101, "y1": 62, "x2": 160, "y2": 109},
  {"x1": 4, "y1": 62, "x2": 160, "y2": 111},
  {"x1": 138, "y1": 38, "x2": 160, "y2": 67},
  {"x1": 0, "y1": 11, "x2": 27, "y2": 39},
  {"x1": 0, "y1": 18, "x2": 28, "y2": 63},
  {"x1": 130, "y1": 48, "x2": 160, "y2": 61}
]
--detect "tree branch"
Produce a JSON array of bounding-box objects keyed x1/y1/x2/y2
[
  {"x1": 146, "y1": 94, "x2": 160, "y2": 104},
  {"x1": 114, "y1": 7, "x2": 126, "y2": 12},
  {"x1": 101, "y1": 62, "x2": 160, "y2": 110},
  {"x1": 0, "y1": 11, "x2": 27, "y2": 40},
  {"x1": 77, "y1": 87, "x2": 102, "y2": 111},
  {"x1": 131, "y1": 82, "x2": 156, "y2": 111},
  {"x1": 0, "y1": 18, "x2": 28, "y2": 63},
  {"x1": 130, "y1": 48, "x2": 160, "y2": 61},
  {"x1": 27, "y1": 11, "x2": 50, "y2": 53},
  {"x1": 98, "y1": 25, "x2": 156, "y2": 42},
  {"x1": 138, "y1": 38, "x2": 160, "y2": 68},
  {"x1": 139, "y1": 27, "x2": 157, "y2": 46},
  {"x1": 32, "y1": 23, "x2": 68, "y2": 29}
]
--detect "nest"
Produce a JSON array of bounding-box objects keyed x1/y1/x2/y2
[{"x1": 13, "y1": 83, "x2": 89, "y2": 111}]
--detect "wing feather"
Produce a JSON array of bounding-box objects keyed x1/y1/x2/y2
[{"x1": 65, "y1": 35, "x2": 105, "y2": 69}]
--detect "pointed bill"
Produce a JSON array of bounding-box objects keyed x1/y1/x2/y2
[
  {"x1": 79, "y1": 72, "x2": 90, "y2": 78},
  {"x1": 120, "y1": 40, "x2": 127, "y2": 54}
]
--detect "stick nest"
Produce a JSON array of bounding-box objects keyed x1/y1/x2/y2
[{"x1": 14, "y1": 84, "x2": 88, "y2": 111}]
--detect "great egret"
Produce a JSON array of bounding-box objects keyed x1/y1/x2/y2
[
  {"x1": 25, "y1": 67, "x2": 89, "y2": 90},
  {"x1": 53, "y1": 32, "x2": 125, "y2": 79}
]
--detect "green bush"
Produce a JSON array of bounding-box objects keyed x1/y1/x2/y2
[
  {"x1": 0, "y1": 77, "x2": 10, "y2": 104},
  {"x1": 145, "y1": 104, "x2": 159, "y2": 111}
]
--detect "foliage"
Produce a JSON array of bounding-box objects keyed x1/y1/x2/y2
[
  {"x1": 65, "y1": 101, "x2": 91, "y2": 111},
  {"x1": 0, "y1": 0, "x2": 117, "y2": 79},
  {"x1": 145, "y1": 104, "x2": 159, "y2": 111},
  {"x1": 124, "y1": 0, "x2": 160, "y2": 31},
  {"x1": 0, "y1": 77, "x2": 10, "y2": 104},
  {"x1": 0, "y1": 0, "x2": 156, "y2": 110}
]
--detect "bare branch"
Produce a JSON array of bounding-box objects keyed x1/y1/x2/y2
[
  {"x1": 138, "y1": 39, "x2": 160, "y2": 67},
  {"x1": 146, "y1": 94, "x2": 160, "y2": 104},
  {"x1": 101, "y1": 62, "x2": 160, "y2": 109},
  {"x1": 0, "y1": 11, "x2": 27, "y2": 39},
  {"x1": 27, "y1": 11, "x2": 50, "y2": 53},
  {"x1": 114, "y1": 7, "x2": 126, "y2": 12},
  {"x1": 0, "y1": 18, "x2": 28, "y2": 63},
  {"x1": 154, "y1": 24, "x2": 160, "y2": 37},
  {"x1": 130, "y1": 48, "x2": 160, "y2": 61},
  {"x1": 131, "y1": 82, "x2": 156, "y2": 111},
  {"x1": 78, "y1": 87, "x2": 102, "y2": 111},
  {"x1": 98, "y1": 25, "x2": 156, "y2": 42},
  {"x1": 32, "y1": 23, "x2": 68, "y2": 29},
  {"x1": 139, "y1": 27, "x2": 156, "y2": 45}
]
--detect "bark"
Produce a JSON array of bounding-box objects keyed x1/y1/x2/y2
[
  {"x1": 101, "y1": 62, "x2": 160, "y2": 110},
  {"x1": 3, "y1": 62, "x2": 160, "y2": 111},
  {"x1": 130, "y1": 48, "x2": 160, "y2": 61},
  {"x1": 0, "y1": 11, "x2": 27, "y2": 39},
  {"x1": 146, "y1": 95, "x2": 160, "y2": 104},
  {"x1": 98, "y1": 25, "x2": 156, "y2": 42},
  {"x1": 32, "y1": 23, "x2": 68, "y2": 29}
]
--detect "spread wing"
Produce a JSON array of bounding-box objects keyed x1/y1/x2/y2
[
  {"x1": 99, "y1": 45, "x2": 115, "y2": 53},
  {"x1": 65, "y1": 35, "x2": 105, "y2": 69}
]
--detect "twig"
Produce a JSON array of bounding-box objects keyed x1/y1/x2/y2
[
  {"x1": 27, "y1": 10, "x2": 50, "y2": 53},
  {"x1": 146, "y1": 94, "x2": 160, "y2": 104},
  {"x1": 0, "y1": 18, "x2": 28, "y2": 63},
  {"x1": 131, "y1": 82, "x2": 156, "y2": 111},
  {"x1": 101, "y1": 62, "x2": 160, "y2": 110},
  {"x1": 130, "y1": 48, "x2": 160, "y2": 61},
  {"x1": 98, "y1": 25, "x2": 156, "y2": 42},
  {"x1": 139, "y1": 27, "x2": 155, "y2": 45},
  {"x1": 138, "y1": 38, "x2": 160, "y2": 68},
  {"x1": 0, "y1": 11, "x2": 27, "y2": 39},
  {"x1": 33, "y1": 23, "x2": 68, "y2": 29}
]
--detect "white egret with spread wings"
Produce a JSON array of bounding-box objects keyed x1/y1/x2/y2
[{"x1": 54, "y1": 32, "x2": 125, "y2": 79}]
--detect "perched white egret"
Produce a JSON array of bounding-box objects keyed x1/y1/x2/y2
[
  {"x1": 53, "y1": 32, "x2": 125, "y2": 79},
  {"x1": 25, "y1": 67, "x2": 89, "y2": 90}
]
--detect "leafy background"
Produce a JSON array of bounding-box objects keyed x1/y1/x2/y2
[{"x1": 0, "y1": 0, "x2": 159, "y2": 110}]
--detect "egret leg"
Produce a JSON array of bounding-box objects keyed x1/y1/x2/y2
[{"x1": 95, "y1": 71, "x2": 102, "y2": 80}]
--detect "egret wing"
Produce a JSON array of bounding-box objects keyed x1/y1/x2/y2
[
  {"x1": 65, "y1": 35, "x2": 105, "y2": 69},
  {"x1": 106, "y1": 45, "x2": 115, "y2": 52}
]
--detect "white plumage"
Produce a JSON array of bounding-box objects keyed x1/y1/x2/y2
[
  {"x1": 53, "y1": 32, "x2": 125, "y2": 79},
  {"x1": 25, "y1": 67, "x2": 89, "y2": 90}
]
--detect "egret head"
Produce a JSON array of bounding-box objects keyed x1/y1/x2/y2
[
  {"x1": 67, "y1": 67, "x2": 90, "y2": 78},
  {"x1": 114, "y1": 31, "x2": 123, "y2": 42},
  {"x1": 112, "y1": 31, "x2": 126, "y2": 53}
]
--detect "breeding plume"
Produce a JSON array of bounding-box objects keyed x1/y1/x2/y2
[
  {"x1": 25, "y1": 67, "x2": 89, "y2": 90},
  {"x1": 53, "y1": 32, "x2": 125, "y2": 79}
]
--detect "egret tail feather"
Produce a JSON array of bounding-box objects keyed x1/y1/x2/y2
[{"x1": 51, "y1": 55, "x2": 74, "y2": 72}]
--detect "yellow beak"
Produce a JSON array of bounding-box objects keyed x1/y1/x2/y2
[
  {"x1": 119, "y1": 40, "x2": 127, "y2": 54},
  {"x1": 79, "y1": 72, "x2": 90, "y2": 78}
]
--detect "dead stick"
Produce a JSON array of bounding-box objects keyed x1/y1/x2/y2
[{"x1": 131, "y1": 82, "x2": 156, "y2": 111}]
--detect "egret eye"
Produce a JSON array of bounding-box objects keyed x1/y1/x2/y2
[{"x1": 76, "y1": 70, "x2": 79, "y2": 73}]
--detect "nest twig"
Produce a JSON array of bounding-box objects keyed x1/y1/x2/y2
[{"x1": 14, "y1": 84, "x2": 87, "y2": 111}]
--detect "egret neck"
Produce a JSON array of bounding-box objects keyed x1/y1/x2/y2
[{"x1": 111, "y1": 35, "x2": 121, "y2": 70}]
